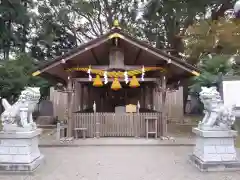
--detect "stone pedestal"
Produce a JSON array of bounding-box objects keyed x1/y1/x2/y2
[
  {"x1": 190, "y1": 128, "x2": 240, "y2": 171},
  {"x1": 0, "y1": 129, "x2": 44, "y2": 172}
]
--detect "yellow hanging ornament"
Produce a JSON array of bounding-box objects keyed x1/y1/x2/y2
[
  {"x1": 113, "y1": 19, "x2": 119, "y2": 27},
  {"x1": 129, "y1": 76, "x2": 140, "y2": 88},
  {"x1": 93, "y1": 75, "x2": 103, "y2": 87},
  {"x1": 111, "y1": 78, "x2": 122, "y2": 91}
]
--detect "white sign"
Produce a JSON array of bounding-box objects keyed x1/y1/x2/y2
[{"x1": 222, "y1": 80, "x2": 240, "y2": 107}]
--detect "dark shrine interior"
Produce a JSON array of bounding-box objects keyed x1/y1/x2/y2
[{"x1": 74, "y1": 82, "x2": 157, "y2": 113}]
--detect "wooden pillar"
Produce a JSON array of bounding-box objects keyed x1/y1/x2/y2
[
  {"x1": 124, "y1": 90, "x2": 127, "y2": 104},
  {"x1": 83, "y1": 85, "x2": 88, "y2": 109},
  {"x1": 67, "y1": 76, "x2": 74, "y2": 137},
  {"x1": 80, "y1": 84, "x2": 84, "y2": 110},
  {"x1": 73, "y1": 82, "x2": 81, "y2": 112},
  {"x1": 100, "y1": 91, "x2": 104, "y2": 111},
  {"x1": 150, "y1": 85, "x2": 154, "y2": 110},
  {"x1": 143, "y1": 87, "x2": 146, "y2": 108},
  {"x1": 161, "y1": 74, "x2": 167, "y2": 137},
  {"x1": 140, "y1": 87, "x2": 144, "y2": 108},
  {"x1": 145, "y1": 86, "x2": 150, "y2": 109},
  {"x1": 88, "y1": 86, "x2": 91, "y2": 108}
]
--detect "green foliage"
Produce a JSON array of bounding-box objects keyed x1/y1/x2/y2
[
  {"x1": 0, "y1": 54, "x2": 51, "y2": 102},
  {"x1": 30, "y1": 0, "x2": 145, "y2": 60},
  {"x1": 1, "y1": 0, "x2": 227, "y2": 61},
  {"x1": 184, "y1": 18, "x2": 240, "y2": 64},
  {"x1": 142, "y1": 0, "x2": 226, "y2": 51},
  {"x1": 186, "y1": 18, "x2": 240, "y2": 95},
  {"x1": 189, "y1": 55, "x2": 233, "y2": 96},
  {"x1": 0, "y1": 0, "x2": 34, "y2": 59},
  {"x1": 0, "y1": 0, "x2": 232, "y2": 61},
  {"x1": 0, "y1": 0, "x2": 238, "y2": 105}
]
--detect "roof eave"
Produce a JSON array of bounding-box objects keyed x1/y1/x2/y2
[
  {"x1": 39, "y1": 72, "x2": 66, "y2": 85},
  {"x1": 32, "y1": 27, "x2": 201, "y2": 78}
]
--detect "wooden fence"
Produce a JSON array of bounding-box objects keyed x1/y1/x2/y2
[
  {"x1": 73, "y1": 112, "x2": 162, "y2": 137},
  {"x1": 50, "y1": 88, "x2": 68, "y2": 121},
  {"x1": 166, "y1": 88, "x2": 184, "y2": 123}
]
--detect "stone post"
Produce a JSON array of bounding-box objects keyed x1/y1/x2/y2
[
  {"x1": 56, "y1": 122, "x2": 60, "y2": 140},
  {"x1": 94, "y1": 101, "x2": 100, "y2": 138}
]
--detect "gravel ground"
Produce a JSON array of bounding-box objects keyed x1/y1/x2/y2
[{"x1": 1, "y1": 146, "x2": 240, "y2": 180}]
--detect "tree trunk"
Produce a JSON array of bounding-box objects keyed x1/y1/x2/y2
[
  {"x1": 21, "y1": 1, "x2": 28, "y2": 53},
  {"x1": 4, "y1": 20, "x2": 11, "y2": 59}
]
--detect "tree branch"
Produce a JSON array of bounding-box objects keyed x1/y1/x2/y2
[
  {"x1": 73, "y1": 8, "x2": 100, "y2": 37},
  {"x1": 96, "y1": 0, "x2": 104, "y2": 35},
  {"x1": 211, "y1": 1, "x2": 233, "y2": 20},
  {"x1": 102, "y1": 0, "x2": 113, "y2": 28}
]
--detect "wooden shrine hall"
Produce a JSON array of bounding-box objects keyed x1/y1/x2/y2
[{"x1": 32, "y1": 20, "x2": 200, "y2": 138}]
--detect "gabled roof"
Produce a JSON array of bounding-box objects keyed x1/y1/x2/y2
[
  {"x1": 33, "y1": 25, "x2": 200, "y2": 84},
  {"x1": 34, "y1": 30, "x2": 113, "y2": 73}
]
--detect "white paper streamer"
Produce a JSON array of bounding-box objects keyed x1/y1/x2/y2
[
  {"x1": 124, "y1": 71, "x2": 129, "y2": 84},
  {"x1": 87, "y1": 66, "x2": 92, "y2": 81},
  {"x1": 104, "y1": 71, "x2": 108, "y2": 84},
  {"x1": 141, "y1": 65, "x2": 145, "y2": 81},
  {"x1": 93, "y1": 101, "x2": 96, "y2": 113}
]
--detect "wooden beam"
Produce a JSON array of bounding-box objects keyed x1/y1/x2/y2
[
  {"x1": 150, "y1": 86, "x2": 154, "y2": 110},
  {"x1": 38, "y1": 38, "x2": 110, "y2": 73},
  {"x1": 67, "y1": 75, "x2": 74, "y2": 137},
  {"x1": 121, "y1": 35, "x2": 199, "y2": 75},
  {"x1": 68, "y1": 65, "x2": 144, "y2": 70},
  {"x1": 74, "y1": 78, "x2": 157, "y2": 82},
  {"x1": 141, "y1": 86, "x2": 146, "y2": 108},
  {"x1": 40, "y1": 72, "x2": 66, "y2": 85},
  {"x1": 161, "y1": 73, "x2": 167, "y2": 137},
  {"x1": 80, "y1": 84, "x2": 84, "y2": 111},
  {"x1": 140, "y1": 87, "x2": 144, "y2": 108},
  {"x1": 133, "y1": 49, "x2": 142, "y2": 64},
  {"x1": 91, "y1": 49, "x2": 101, "y2": 64},
  {"x1": 61, "y1": 60, "x2": 74, "y2": 69},
  {"x1": 61, "y1": 60, "x2": 79, "y2": 79},
  {"x1": 167, "y1": 73, "x2": 191, "y2": 85},
  {"x1": 88, "y1": 86, "x2": 91, "y2": 107}
]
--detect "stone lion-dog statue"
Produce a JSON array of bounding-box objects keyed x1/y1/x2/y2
[
  {"x1": 1, "y1": 87, "x2": 40, "y2": 131},
  {"x1": 198, "y1": 86, "x2": 236, "y2": 131}
]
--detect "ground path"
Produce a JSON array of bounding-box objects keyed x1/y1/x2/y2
[{"x1": 1, "y1": 146, "x2": 240, "y2": 180}]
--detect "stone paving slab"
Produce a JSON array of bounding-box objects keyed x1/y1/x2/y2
[
  {"x1": 39, "y1": 138, "x2": 195, "y2": 147},
  {"x1": 39, "y1": 133, "x2": 196, "y2": 147},
  {"x1": 1, "y1": 146, "x2": 240, "y2": 180},
  {"x1": 39, "y1": 129, "x2": 196, "y2": 147}
]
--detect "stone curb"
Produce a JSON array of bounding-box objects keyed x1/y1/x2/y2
[{"x1": 39, "y1": 143, "x2": 195, "y2": 148}]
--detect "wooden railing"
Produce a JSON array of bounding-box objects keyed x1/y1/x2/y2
[{"x1": 73, "y1": 113, "x2": 162, "y2": 138}]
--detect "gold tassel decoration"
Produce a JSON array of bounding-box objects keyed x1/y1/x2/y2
[
  {"x1": 111, "y1": 78, "x2": 122, "y2": 91},
  {"x1": 129, "y1": 76, "x2": 140, "y2": 88},
  {"x1": 93, "y1": 75, "x2": 103, "y2": 87}
]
